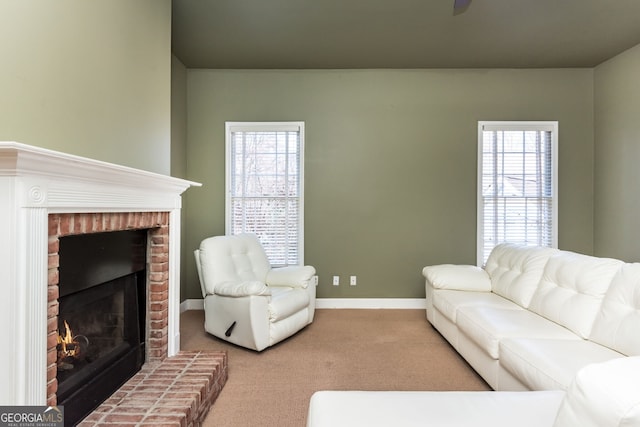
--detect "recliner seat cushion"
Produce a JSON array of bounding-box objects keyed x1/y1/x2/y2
[
  {"x1": 214, "y1": 280, "x2": 271, "y2": 297},
  {"x1": 528, "y1": 251, "x2": 623, "y2": 338},
  {"x1": 589, "y1": 262, "x2": 640, "y2": 356},
  {"x1": 269, "y1": 287, "x2": 310, "y2": 322},
  {"x1": 499, "y1": 338, "x2": 624, "y2": 390},
  {"x1": 457, "y1": 306, "x2": 580, "y2": 359}
]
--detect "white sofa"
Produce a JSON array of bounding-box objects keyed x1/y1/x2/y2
[
  {"x1": 423, "y1": 243, "x2": 640, "y2": 391},
  {"x1": 307, "y1": 357, "x2": 640, "y2": 427}
]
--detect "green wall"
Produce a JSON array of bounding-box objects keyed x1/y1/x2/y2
[
  {"x1": 0, "y1": 0, "x2": 172, "y2": 175},
  {"x1": 594, "y1": 44, "x2": 640, "y2": 261},
  {"x1": 184, "y1": 68, "x2": 594, "y2": 300},
  {"x1": 171, "y1": 54, "x2": 188, "y2": 180}
]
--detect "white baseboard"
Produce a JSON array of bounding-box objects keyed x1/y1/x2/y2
[
  {"x1": 180, "y1": 299, "x2": 204, "y2": 312},
  {"x1": 180, "y1": 298, "x2": 426, "y2": 312},
  {"x1": 315, "y1": 298, "x2": 426, "y2": 309}
]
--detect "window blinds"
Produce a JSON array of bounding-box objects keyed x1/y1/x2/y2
[
  {"x1": 478, "y1": 122, "x2": 558, "y2": 265},
  {"x1": 226, "y1": 122, "x2": 304, "y2": 266}
]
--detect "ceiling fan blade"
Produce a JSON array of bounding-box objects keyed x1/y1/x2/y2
[{"x1": 453, "y1": 0, "x2": 472, "y2": 11}]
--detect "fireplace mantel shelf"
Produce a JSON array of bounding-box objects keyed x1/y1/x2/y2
[
  {"x1": 0, "y1": 141, "x2": 201, "y2": 211},
  {"x1": 0, "y1": 141, "x2": 201, "y2": 406}
]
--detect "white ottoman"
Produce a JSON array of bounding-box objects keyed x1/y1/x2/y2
[
  {"x1": 307, "y1": 390, "x2": 564, "y2": 427},
  {"x1": 307, "y1": 357, "x2": 640, "y2": 427}
]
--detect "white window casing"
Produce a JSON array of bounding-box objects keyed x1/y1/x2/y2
[
  {"x1": 477, "y1": 121, "x2": 558, "y2": 266},
  {"x1": 225, "y1": 121, "x2": 305, "y2": 266}
]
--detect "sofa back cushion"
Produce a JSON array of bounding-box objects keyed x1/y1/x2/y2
[
  {"x1": 485, "y1": 243, "x2": 559, "y2": 308},
  {"x1": 553, "y1": 357, "x2": 640, "y2": 427},
  {"x1": 589, "y1": 263, "x2": 640, "y2": 356},
  {"x1": 528, "y1": 251, "x2": 623, "y2": 338}
]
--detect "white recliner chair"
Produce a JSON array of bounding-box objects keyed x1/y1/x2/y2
[{"x1": 194, "y1": 233, "x2": 316, "y2": 351}]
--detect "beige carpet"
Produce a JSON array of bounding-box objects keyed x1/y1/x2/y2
[{"x1": 180, "y1": 309, "x2": 490, "y2": 427}]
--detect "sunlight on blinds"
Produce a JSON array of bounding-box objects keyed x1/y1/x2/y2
[
  {"x1": 479, "y1": 122, "x2": 557, "y2": 265},
  {"x1": 228, "y1": 125, "x2": 303, "y2": 266}
]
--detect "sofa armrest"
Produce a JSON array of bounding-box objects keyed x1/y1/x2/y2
[
  {"x1": 214, "y1": 280, "x2": 271, "y2": 297},
  {"x1": 267, "y1": 265, "x2": 316, "y2": 288},
  {"x1": 422, "y1": 264, "x2": 491, "y2": 291}
]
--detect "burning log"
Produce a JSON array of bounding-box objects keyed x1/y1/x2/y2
[{"x1": 57, "y1": 320, "x2": 89, "y2": 370}]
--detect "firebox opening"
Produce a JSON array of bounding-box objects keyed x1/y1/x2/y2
[{"x1": 57, "y1": 230, "x2": 147, "y2": 426}]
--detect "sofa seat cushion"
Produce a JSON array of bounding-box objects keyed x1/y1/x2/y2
[
  {"x1": 528, "y1": 251, "x2": 623, "y2": 338},
  {"x1": 268, "y1": 287, "x2": 309, "y2": 322},
  {"x1": 433, "y1": 290, "x2": 521, "y2": 323},
  {"x1": 307, "y1": 390, "x2": 565, "y2": 427},
  {"x1": 589, "y1": 262, "x2": 640, "y2": 356},
  {"x1": 457, "y1": 307, "x2": 580, "y2": 359},
  {"x1": 499, "y1": 338, "x2": 624, "y2": 390}
]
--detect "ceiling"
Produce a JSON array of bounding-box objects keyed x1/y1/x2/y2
[{"x1": 171, "y1": 0, "x2": 640, "y2": 69}]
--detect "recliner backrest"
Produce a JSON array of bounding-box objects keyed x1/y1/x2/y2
[{"x1": 197, "y1": 234, "x2": 271, "y2": 295}]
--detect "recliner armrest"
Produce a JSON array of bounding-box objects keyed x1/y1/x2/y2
[
  {"x1": 214, "y1": 280, "x2": 272, "y2": 297},
  {"x1": 267, "y1": 265, "x2": 316, "y2": 288},
  {"x1": 422, "y1": 264, "x2": 491, "y2": 291}
]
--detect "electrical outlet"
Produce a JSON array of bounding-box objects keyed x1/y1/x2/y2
[
  {"x1": 332, "y1": 276, "x2": 340, "y2": 286},
  {"x1": 312, "y1": 275, "x2": 319, "y2": 286},
  {"x1": 350, "y1": 276, "x2": 357, "y2": 286}
]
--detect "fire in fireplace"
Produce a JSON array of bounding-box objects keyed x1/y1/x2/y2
[
  {"x1": 57, "y1": 320, "x2": 87, "y2": 366},
  {"x1": 57, "y1": 230, "x2": 147, "y2": 426}
]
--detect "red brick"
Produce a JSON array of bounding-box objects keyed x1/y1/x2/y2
[
  {"x1": 78, "y1": 412, "x2": 104, "y2": 423},
  {"x1": 48, "y1": 237, "x2": 59, "y2": 255},
  {"x1": 92, "y1": 213, "x2": 103, "y2": 232},
  {"x1": 47, "y1": 301, "x2": 59, "y2": 318},
  {"x1": 149, "y1": 310, "x2": 168, "y2": 321},
  {"x1": 150, "y1": 262, "x2": 169, "y2": 272},
  {"x1": 149, "y1": 282, "x2": 168, "y2": 293},
  {"x1": 47, "y1": 348, "x2": 56, "y2": 365},
  {"x1": 48, "y1": 253, "x2": 59, "y2": 269},
  {"x1": 47, "y1": 332, "x2": 58, "y2": 348},
  {"x1": 47, "y1": 268, "x2": 59, "y2": 286},
  {"x1": 48, "y1": 215, "x2": 60, "y2": 235},
  {"x1": 103, "y1": 413, "x2": 145, "y2": 423},
  {"x1": 47, "y1": 317, "x2": 57, "y2": 333},
  {"x1": 47, "y1": 285, "x2": 59, "y2": 301},
  {"x1": 46, "y1": 378, "x2": 57, "y2": 398},
  {"x1": 149, "y1": 271, "x2": 169, "y2": 282},
  {"x1": 59, "y1": 215, "x2": 71, "y2": 235}
]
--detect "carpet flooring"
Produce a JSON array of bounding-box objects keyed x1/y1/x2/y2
[{"x1": 180, "y1": 309, "x2": 490, "y2": 427}]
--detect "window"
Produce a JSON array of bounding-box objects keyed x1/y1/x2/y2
[
  {"x1": 477, "y1": 121, "x2": 558, "y2": 266},
  {"x1": 225, "y1": 122, "x2": 305, "y2": 266}
]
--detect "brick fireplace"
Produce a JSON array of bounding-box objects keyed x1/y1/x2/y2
[
  {"x1": 0, "y1": 142, "x2": 201, "y2": 406},
  {"x1": 47, "y1": 211, "x2": 170, "y2": 407}
]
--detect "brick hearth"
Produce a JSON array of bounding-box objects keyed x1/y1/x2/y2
[{"x1": 78, "y1": 351, "x2": 227, "y2": 427}]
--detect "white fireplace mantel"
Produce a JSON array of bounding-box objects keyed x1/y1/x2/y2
[{"x1": 0, "y1": 141, "x2": 201, "y2": 405}]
